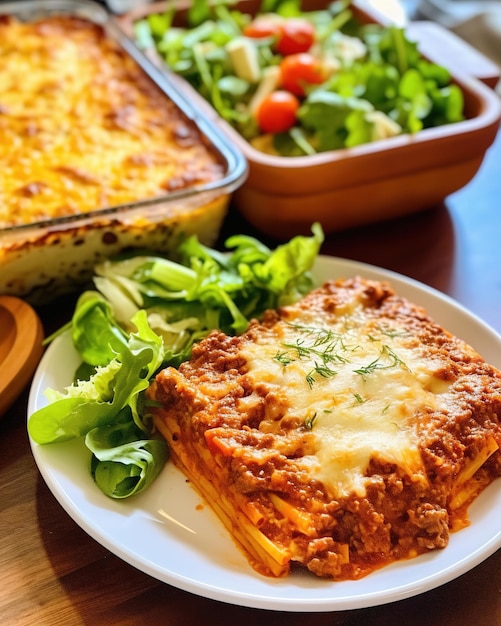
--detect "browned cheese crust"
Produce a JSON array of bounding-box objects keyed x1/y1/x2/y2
[
  {"x1": 147, "y1": 277, "x2": 501, "y2": 580},
  {"x1": 0, "y1": 14, "x2": 224, "y2": 228}
]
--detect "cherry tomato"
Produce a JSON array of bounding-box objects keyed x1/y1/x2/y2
[
  {"x1": 276, "y1": 18, "x2": 315, "y2": 56},
  {"x1": 242, "y1": 18, "x2": 281, "y2": 39},
  {"x1": 280, "y1": 53, "x2": 325, "y2": 97},
  {"x1": 255, "y1": 90, "x2": 300, "y2": 134}
]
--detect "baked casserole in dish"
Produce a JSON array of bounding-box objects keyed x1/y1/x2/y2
[{"x1": 0, "y1": 0, "x2": 246, "y2": 302}]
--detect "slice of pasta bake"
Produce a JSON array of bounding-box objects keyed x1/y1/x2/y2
[{"x1": 147, "y1": 277, "x2": 501, "y2": 580}]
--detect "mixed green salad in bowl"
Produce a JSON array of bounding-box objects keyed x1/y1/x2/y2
[
  {"x1": 132, "y1": 0, "x2": 465, "y2": 157},
  {"x1": 28, "y1": 225, "x2": 324, "y2": 499}
]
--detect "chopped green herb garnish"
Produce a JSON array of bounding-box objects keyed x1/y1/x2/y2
[
  {"x1": 354, "y1": 344, "x2": 409, "y2": 381},
  {"x1": 304, "y1": 412, "x2": 318, "y2": 430}
]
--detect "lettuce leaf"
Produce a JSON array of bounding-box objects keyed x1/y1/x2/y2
[
  {"x1": 87, "y1": 421, "x2": 169, "y2": 499},
  {"x1": 28, "y1": 310, "x2": 164, "y2": 444}
]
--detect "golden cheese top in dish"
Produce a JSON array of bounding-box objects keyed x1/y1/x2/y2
[
  {"x1": 148, "y1": 277, "x2": 501, "y2": 581},
  {"x1": 0, "y1": 14, "x2": 224, "y2": 228}
]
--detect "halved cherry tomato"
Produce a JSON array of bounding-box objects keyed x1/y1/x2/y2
[
  {"x1": 255, "y1": 90, "x2": 300, "y2": 134},
  {"x1": 242, "y1": 18, "x2": 281, "y2": 39},
  {"x1": 276, "y1": 18, "x2": 315, "y2": 56},
  {"x1": 280, "y1": 53, "x2": 325, "y2": 97}
]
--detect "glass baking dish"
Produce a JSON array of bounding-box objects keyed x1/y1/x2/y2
[{"x1": 0, "y1": 0, "x2": 247, "y2": 303}]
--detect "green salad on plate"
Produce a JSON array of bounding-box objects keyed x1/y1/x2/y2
[{"x1": 28, "y1": 224, "x2": 324, "y2": 499}]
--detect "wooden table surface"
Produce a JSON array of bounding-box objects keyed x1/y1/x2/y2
[{"x1": 2, "y1": 125, "x2": 501, "y2": 625}]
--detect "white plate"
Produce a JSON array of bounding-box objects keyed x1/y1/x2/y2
[{"x1": 28, "y1": 256, "x2": 501, "y2": 612}]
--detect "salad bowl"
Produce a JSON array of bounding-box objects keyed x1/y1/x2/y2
[{"x1": 122, "y1": 0, "x2": 501, "y2": 237}]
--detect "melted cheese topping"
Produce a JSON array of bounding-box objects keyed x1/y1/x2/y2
[
  {"x1": 0, "y1": 15, "x2": 223, "y2": 228},
  {"x1": 241, "y1": 305, "x2": 450, "y2": 497}
]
